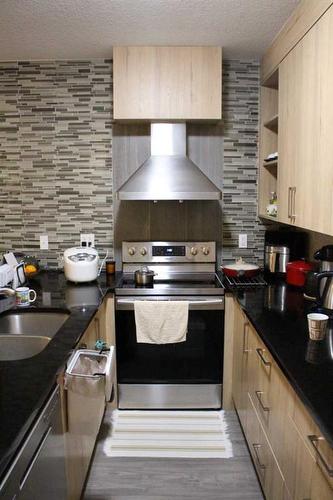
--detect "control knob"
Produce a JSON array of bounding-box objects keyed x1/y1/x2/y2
[
  {"x1": 190, "y1": 247, "x2": 198, "y2": 256},
  {"x1": 140, "y1": 247, "x2": 147, "y2": 256},
  {"x1": 202, "y1": 247, "x2": 210, "y2": 256},
  {"x1": 128, "y1": 247, "x2": 136, "y2": 256}
]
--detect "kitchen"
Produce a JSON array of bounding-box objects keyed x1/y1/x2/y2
[{"x1": 0, "y1": 0, "x2": 333, "y2": 499}]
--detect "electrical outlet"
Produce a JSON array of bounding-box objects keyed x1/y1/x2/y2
[
  {"x1": 39, "y1": 234, "x2": 49, "y2": 250},
  {"x1": 80, "y1": 233, "x2": 95, "y2": 247},
  {"x1": 238, "y1": 234, "x2": 248, "y2": 249}
]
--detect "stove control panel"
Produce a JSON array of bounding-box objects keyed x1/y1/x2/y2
[
  {"x1": 122, "y1": 241, "x2": 216, "y2": 263},
  {"x1": 152, "y1": 245, "x2": 186, "y2": 257}
]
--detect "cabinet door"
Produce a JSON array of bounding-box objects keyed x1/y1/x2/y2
[
  {"x1": 278, "y1": 8, "x2": 333, "y2": 234},
  {"x1": 113, "y1": 46, "x2": 222, "y2": 120},
  {"x1": 277, "y1": 51, "x2": 298, "y2": 225},
  {"x1": 310, "y1": 464, "x2": 333, "y2": 500},
  {"x1": 246, "y1": 394, "x2": 285, "y2": 500},
  {"x1": 232, "y1": 305, "x2": 251, "y2": 429},
  {"x1": 79, "y1": 317, "x2": 99, "y2": 349}
]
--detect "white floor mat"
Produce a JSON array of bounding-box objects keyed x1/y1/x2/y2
[{"x1": 103, "y1": 410, "x2": 233, "y2": 458}]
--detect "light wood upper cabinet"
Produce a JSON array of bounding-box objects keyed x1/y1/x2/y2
[
  {"x1": 260, "y1": 3, "x2": 333, "y2": 236},
  {"x1": 261, "y1": 0, "x2": 333, "y2": 82},
  {"x1": 113, "y1": 46, "x2": 222, "y2": 120},
  {"x1": 277, "y1": 7, "x2": 333, "y2": 234}
]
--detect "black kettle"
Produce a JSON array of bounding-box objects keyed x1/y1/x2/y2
[{"x1": 316, "y1": 271, "x2": 333, "y2": 311}]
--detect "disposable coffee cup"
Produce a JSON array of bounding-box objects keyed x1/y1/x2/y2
[{"x1": 307, "y1": 313, "x2": 328, "y2": 341}]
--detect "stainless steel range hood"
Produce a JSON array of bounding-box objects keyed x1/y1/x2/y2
[{"x1": 116, "y1": 123, "x2": 222, "y2": 201}]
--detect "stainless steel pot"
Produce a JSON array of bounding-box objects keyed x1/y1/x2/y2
[
  {"x1": 264, "y1": 245, "x2": 290, "y2": 274},
  {"x1": 134, "y1": 266, "x2": 156, "y2": 286}
]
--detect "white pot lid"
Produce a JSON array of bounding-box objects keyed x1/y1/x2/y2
[{"x1": 223, "y1": 258, "x2": 259, "y2": 271}]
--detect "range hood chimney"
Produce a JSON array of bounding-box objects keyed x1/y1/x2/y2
[{"x1": 116, "y1": 123, "x2": 221, "y2": 201}]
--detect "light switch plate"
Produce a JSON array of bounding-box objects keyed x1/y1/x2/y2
[
  {"x1": 40, "y1": 235, "x2": 49, "y2": 250},
  {"x1": 80, "y1": 233, "x2": 95, "y2": 247},
  {"x1": 238, "y1": 234, "x2": 248, "y2": 248}
]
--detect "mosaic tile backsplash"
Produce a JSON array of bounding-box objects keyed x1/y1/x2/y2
[
  {"x1": 0, "y1": 60, "x2": 113, "y2": 268},
  {"x1": 222, "y1": 60, "x2": 267, "y2": 264},
  {"x1": 0, "y1": 58, "x2": 265, "y2": 268}
]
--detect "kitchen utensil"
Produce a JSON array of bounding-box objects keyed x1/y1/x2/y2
[
  {"x1": 222, "y1": 258, "x2": 259, "y2": 278},
  {"x1": 314, "y1": 245, "x2": 333, "y2": 294},
  {"x1": 307, "y1": 312, "x2": 328, "y2": 341},
  {"x1": 264, "y1": 245, "x2": 290, "y2": 274},
  {"x1": 134, "y1": 266, "x2": 156, "y2": 286},
  {"x1": 316, "y1": 271, "x2": 333, "y2": 310},
  {"x1": 286, "y1": 260, "x2": 313, "y2": 287},
  {"x1": 64, "y1": 247, "x2": 102, "y2": 283},
  {"x1": 15, "y1": 287, "x2": 37, "y2": 306},
  {"x1": 303, "y1": 271, "x2": 319, "y2": 300}
]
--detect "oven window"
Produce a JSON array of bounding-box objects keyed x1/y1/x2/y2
[{"x1": 116, "y1": 310, "x2": 224, "y2": 384}]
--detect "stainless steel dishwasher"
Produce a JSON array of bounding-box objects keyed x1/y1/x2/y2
[{"x1": 0, "y1": 385, "x2": 67, "y2": 500}]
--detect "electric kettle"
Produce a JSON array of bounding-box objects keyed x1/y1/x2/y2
[
  {"x1": 314, "y1": 245, "x2": 333, "y2": 294},
  {"x1": 316, "y1": 271, "x2": 333, "y2": 311}
]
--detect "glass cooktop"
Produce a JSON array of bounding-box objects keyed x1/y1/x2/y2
[{"x1": 116, "y1": 276, "x2": 224, "y2": 296}]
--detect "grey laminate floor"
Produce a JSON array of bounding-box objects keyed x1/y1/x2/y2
[{"x1": 83, "y1": 408, "x2": 263, "y2": 500}]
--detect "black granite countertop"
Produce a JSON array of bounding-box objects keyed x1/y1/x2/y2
[
  {"x1": 0, "y1": 270, "x2": 122, "y2": 481},
  {"x1": 228, "y1": 279, "x2": 333, "y2": 448}
]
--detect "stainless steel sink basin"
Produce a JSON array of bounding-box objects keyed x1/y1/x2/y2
[
  {"x1": 0, "y1": 335, "x2": 51, "y2": 361},
  {"x1": 0, "y1": 311, "x2": 69, "y2": 338}
]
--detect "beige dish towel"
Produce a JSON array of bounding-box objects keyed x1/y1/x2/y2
[{"x1": 134, "y1": 300, "x2": 189, "y2": 344}]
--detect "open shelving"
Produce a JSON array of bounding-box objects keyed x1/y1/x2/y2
[
  {"x1": 263, "y1": 114, "x2": 278, "y2": 132},
  {"x1": 258, "y1": 68, "x2": 279, "y2": 220}
]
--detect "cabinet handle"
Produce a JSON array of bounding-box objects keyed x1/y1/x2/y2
[
  {"x1": 288, "y1": 187, "x2": 292, "y2": 219},
  {"x1": 253, "y1": 443, "x2": 266, "y2": 470},
  {"x1": 255, "y1": 390, "x2": 270, "y2": 412},
  {"x1": 256, "y1": 348, "x2": 271, "y2": 367},
  {"x1": 291, "y1": 186, "x2": 296, "y2": 221},
  {"x1": 308, "y1": 435, "x2": 333, "y2": 477},
  {"x1": 243, "y1": 322, "x2": 250, "y2": 353}
]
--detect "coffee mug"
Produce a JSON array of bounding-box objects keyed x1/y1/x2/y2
[{"x1": 16, "y1": 287, "x2": 37, "y2": 306}]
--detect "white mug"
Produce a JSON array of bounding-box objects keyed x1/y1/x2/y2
[{"x1": 15, "y1": 287, "x2": 37, "y2": 306}]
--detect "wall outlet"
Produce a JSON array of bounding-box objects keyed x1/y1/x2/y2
[
  {"x1": 80, "y1": 233, "x2": 95, "y2": 247},
  {"x1": 238, "y1": 234, "x2": 248, "y2": 249},
  {"x1": 39, "y1": 234, "x2": 49, "y2": 250}
]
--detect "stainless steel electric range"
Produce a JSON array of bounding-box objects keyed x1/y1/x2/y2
[{"x1": 115, "y1": 241, "x2": 224, "y2": 410}]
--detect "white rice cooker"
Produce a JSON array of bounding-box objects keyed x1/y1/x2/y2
[{"x1": 64, "y1": 247, "x2": 101, "y2": 283}]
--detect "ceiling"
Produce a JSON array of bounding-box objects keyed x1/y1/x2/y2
[{"x1": 0, "y1": 0, "x2": 299, "y2": 61}]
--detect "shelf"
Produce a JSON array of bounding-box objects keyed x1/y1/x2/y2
[
  {"x1": 264, "y1": 114, "x2": 278, "y2": 132},
  {"x1": 259, "y1": 213, "x2": 279, "y2": 222},
  {"x1": 263, "y1": 159, "x2": 278, "y2": 169},
  {"x1": 262, "y1": 69, "x2": 279, "y2": 90}
]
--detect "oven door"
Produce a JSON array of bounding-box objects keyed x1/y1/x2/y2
[{"x1": 115, "y1": 296, "x2": 224, "y2": 409}]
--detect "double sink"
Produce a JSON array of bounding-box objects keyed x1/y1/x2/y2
[{"x1": 0, "y1": 311, "x2": 70, "y2": 361}]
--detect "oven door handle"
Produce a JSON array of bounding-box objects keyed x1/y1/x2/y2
[{"x1": 116, "y1": 298, "x2": 224, "y2": 310}]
